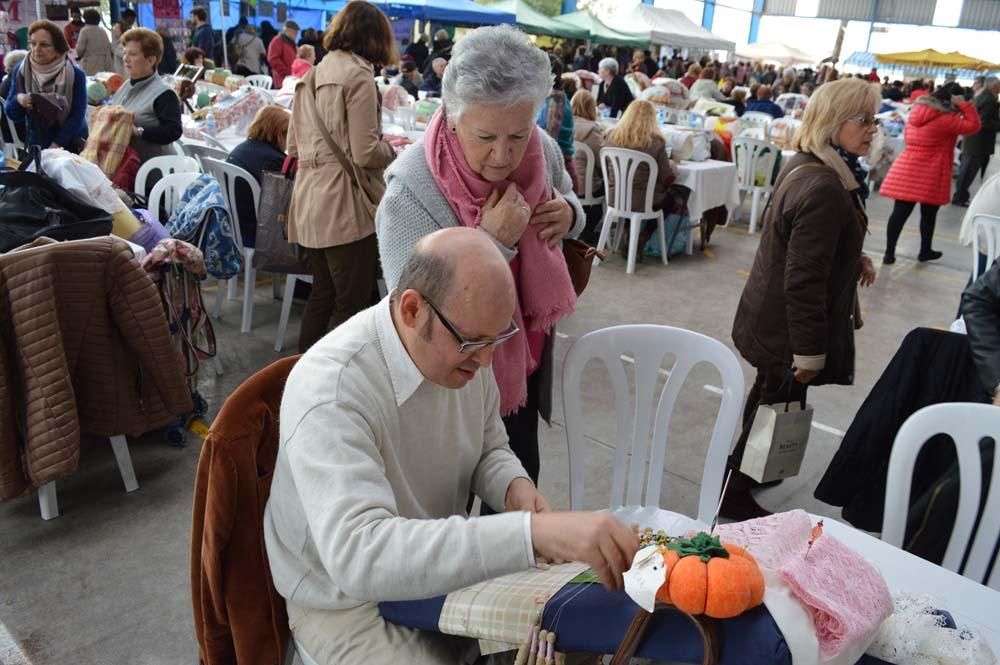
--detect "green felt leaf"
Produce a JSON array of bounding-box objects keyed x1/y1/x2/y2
[
  {"x1": 569, "y1": 569, "x2": 601, "y2": 584},
  {"x1": 666, "y1": 532, "x2": 729, "y2": 562}
]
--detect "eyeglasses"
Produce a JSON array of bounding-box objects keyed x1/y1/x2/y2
[
  {"x1": 847, "y1": 115, "x2": 881, "y2": 128},
  {"x1": 29, "y1": 41, "x2": 54, "y2": 49},
  {"x1": 424, "y1": 298, "x2": 519, "y2": 354}
]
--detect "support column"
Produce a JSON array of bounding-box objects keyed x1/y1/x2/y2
[
  {"x1": 561, "y1": 0, "x2": 576, "y2": 14},
  {"x1": 865, "y1": 0, "x2": 881, "y2": 52},
  {"x1": 702, "y1": 0, "x2": 716, "y2": 30},
  {"x1": 747, "y1": 0, "x2": 764, "y2": 44}
]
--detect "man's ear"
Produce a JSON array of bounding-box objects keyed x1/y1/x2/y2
[{"x1": 396, "y1": 289, "x2": 423, "y2": 330}]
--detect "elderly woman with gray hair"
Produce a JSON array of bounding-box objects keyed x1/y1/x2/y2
[
  {"x1": 596, "y1": 56, "x2": 634, "y2": 118},
  {"x1": 377, "y1": 24, "x2": 585, "y2": 495}
]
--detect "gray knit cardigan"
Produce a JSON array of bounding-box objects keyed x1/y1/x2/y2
[{"x1": 375, "y1": 131, "x2": 585, "y2": 291}]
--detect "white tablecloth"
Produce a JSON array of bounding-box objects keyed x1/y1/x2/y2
[
  {"x1": 674, "y1": 159, "x2": 740, "y2": 253},
  {"x1": 620, "y1": 508, "x2": 1000, "y2": 658}
]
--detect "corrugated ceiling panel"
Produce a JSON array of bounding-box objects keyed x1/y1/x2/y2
[
  {"x1": 817, "y1": 0, "x2": 873, "y2": 20},
  {"x1": 763, "y1": 0, "x2": 797, "y2": 16},
  {"x1": 959, "y1": 0, "x2": 1000, "y2": 30},
  {"x1": 875, "y1": 0, "x2": 935, "y2": 24}
]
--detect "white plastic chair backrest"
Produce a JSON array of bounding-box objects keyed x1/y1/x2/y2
[
  {"x1": 775, "y1": 93, "x2": 806, "y2": 113},
  {"x1": 600, "y1": 147, "x2": 659, "y2": 215},
  {"x1": 1, "y1": 97, "x2": 24, "y2": 155},
  {"x1": 394, "y1": 107, "x2": 419, "y2": 131},
  {"x1": 971, "y1": 214, "x2": 1000, "y2": 280},
  {"x1": 573, "y1": 140, "x2": 601, "y2": 203},
  {"x1": 562, "y1": 325, "x2": 745, "y2": 524},
  {"x1": 198, "y1": 132, "x2": 230, "y2": 151},
  {"x1": 882, "y1": 403, "x2": 1000, "y2": 590},
  {"x1": 147, "y1": 172, "x2": 200, "y2": 222},
  {"x1": 246, "y1": 74, "x2": 273, "y2": 89},
  {"x1": 742, "y1": 111, "x2": 774, "y2": 126},
  {"x1": 731, "y1": 136, "x2": 779, "y2": 191},
  {"x1": 182, "y1": 141, "x2": 230, "y2": 167},
  {"x1": 134, "y1": 155, "x2": 200, "y2": 199},
  {"x1": 201, "y1": 157, "x2": 258, "y2": 248}
]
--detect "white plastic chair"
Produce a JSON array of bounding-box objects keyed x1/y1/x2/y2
[
  {"x1": 737, "y1": 111, "x2": 773, "y2": 140},
  {"x1": 562, "y1": 324, "x2": 745, "y2": 525},
  {"x1": 731, "y1": 136, "x2": 779, "y2": 234},
  {"x1": 1, "y1": 97, "x2": 25, "y2": 160},
  {"x1": 181, "y1": 140, "x2": 229, "y2": 168},
  {"x1": 971, "y1": 213, "x2": 1000, "y2": 281},
  {"x1": 882, "y1": 403, "x2": 1000, "y2": 590},
  {"x1": 201, "y1": 157, "x2": 259, "y2": 334},
  {"x1": 596, "y1": 147, "x2": 669, "y2": 274},
  {"x1": 147, "y1": 172, "x2": 200, "y2": 223},
  {"x1": 573, "y1": 140, "x2": 605, "y2": 209},
  {"x1": 37, "y1": 435, "x2": 138, "y2": 520},
  {"x1": 274, "y1": 274, "x2": 313, "y2": 352},
  {"x1": 134, "y1": 155, "x2": 200, "y2": 199},
  {"x1": 246, "y1": 74, "x2": 273, "y2": 89},
  {"x1": 775, "y1": 93, "x2": 808, "y2": 115}
]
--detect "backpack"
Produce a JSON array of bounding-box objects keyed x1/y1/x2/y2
[{"x1": 165, "y1": 174, "x2": 243, "y2": 280}]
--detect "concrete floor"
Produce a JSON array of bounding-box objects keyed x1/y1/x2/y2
[{"x1": 0, "y1": 171, "x2": 986, "y2": 664}]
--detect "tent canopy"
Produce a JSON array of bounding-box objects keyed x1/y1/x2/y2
[
  {"x1": 557, "y1": 11, "x2": 647, "y2": 49},
  {"x1": 325, "y1": 0, "x2": 515, "y2": 24},
  {"x1": 735, "y1": 42, "x2": 819, "y2": 66},
  {"x1": 489, "y1": 0, "x2": 589, "y2": 40},
  {"x1": 605, "y1": 4, "x2": 734, "y2": 52},
  {"x1": 846, "y1": 51, "x2": 998, "y2": 80},
  {"x1": 874, "y1": 49, "x2": 998, "y2": 72}
]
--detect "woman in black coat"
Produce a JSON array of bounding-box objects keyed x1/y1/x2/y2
[
  {"x1": 225, "y1": 106, "x2": 289, "y2": 247},
  {"x1": 595, "y1": 57, "x2": 633, "y2": 118}
]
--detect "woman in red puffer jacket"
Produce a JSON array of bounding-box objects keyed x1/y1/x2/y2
[{"x1": 880, "y1": 82, "x2": 980, "y2": 263}]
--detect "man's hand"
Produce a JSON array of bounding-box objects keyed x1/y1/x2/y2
[
  {"x1": 859, "y1": 255, "x2": 877, "y2": 287},
  {"x1": 793, "y1": 368, "x2": 818, "y2": 384},
  {"x1": 504, "y1": 477, "x2": 551, "y2": 513},
  {"x1": 530, "y1": 512, "x2": 639, "y2": 592}
]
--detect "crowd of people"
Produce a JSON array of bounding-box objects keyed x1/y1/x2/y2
[{"x1": 1, "y1": 5, "x2": 999, "y2": 663}]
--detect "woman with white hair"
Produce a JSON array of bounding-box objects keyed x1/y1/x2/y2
[
  {"x1": 377, "y1": 24, "x2": 584, "y2": 494},
  {"x1": 728, "y1": 78, "x2": 881, "y2": 520},
  {"x1": 596, "y1": 56, "x2": 633, "y2": 118},
  {"x1": 0, "y1": 49, "x2": 28, "y2": 147}
]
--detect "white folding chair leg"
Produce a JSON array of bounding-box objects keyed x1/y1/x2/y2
[
  {"x1": 656, "y1": 212, "x2": 668, "y2": 266},
  {"x1": 748, "y1": 188, "x2": 762, "y2": 235},
  {"x1": 214, "y1": 279, "x2": 225, "y2": 318},
  {"x1": 227, "y1": 277, "x2": 238, "y2": 300},
  {"x1": 275, "y1": 275, "x2": 298, "y2": 352},
  {"x1": 109, "y1": 434, "x2": 138, "y2": 493},
  {"x1": 241, "y1": 265, "x2": 256, "y2": 334},
  {"x1": 626, "y1": 216, "x2": 642, "y2": 275},
  {"x1": 212, "y1": 354, "x2": 224, "y2": 375},
  {"x1": 272, "y1": 275, "x2": 283, "y2": 300},
  {"x1": 38, "y1": 481, "x2": 58, "y2": 520},
  {"x1": 686, "y1": 218, "x2": 698, "y2": 255},
  {"x1": 594, "y1": 210, "x2": 615, "y2": 266}
]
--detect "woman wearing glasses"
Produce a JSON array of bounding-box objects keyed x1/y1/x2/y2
[
  {"x1": 377, "y1": 25, "x2": 585, "y2": 491},
  {"x1": 4, "y1": 20, "x2": 88, "y2": 152},
  {"x1": 880, "y1": 82, "x2": 980, "y2": 263},
  {"x1": 727, "y1": 78, "x2": 880, "y2": 520}
]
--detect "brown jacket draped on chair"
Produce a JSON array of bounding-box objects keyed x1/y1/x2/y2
[
  {"x1": 191, "y1": 355, "x2": 300, "y2": 665},
  {"x1": 0, "y1": 237, "x2": 192, "y2": 501}
]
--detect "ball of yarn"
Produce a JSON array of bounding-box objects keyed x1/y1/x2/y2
[{"x1": 86, "y1": 80, "x2": 109, "y2": 104}]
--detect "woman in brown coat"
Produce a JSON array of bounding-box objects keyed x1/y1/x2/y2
[
  {"x1": 287, "y1": 2, "x2": 397, "y2": 352},
  {"x1": 571, "y1": 89, "x2": 604, "y2": 199},
  {"x1": 726, "y1": 78, "x2": 880, "y2": 519},
  {"x1": 603, "y1": 99, "x2": 676, "y2": 257}
]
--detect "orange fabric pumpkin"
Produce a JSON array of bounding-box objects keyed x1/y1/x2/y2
[{"x1": 654, "y1": 536, "x2": 766, "y2": 619}]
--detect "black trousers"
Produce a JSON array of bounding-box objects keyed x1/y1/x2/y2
[
  {"x1": 886, "y1": 199, "x2": 940, "y2": 257},
  {"x1": 730, "y1": 368, "x2": 809, "y2": 470},
  {"x1": 479, "y1": 370, "x2": 542, "y2": 515},
  {"x1": 954, "y1": 152, "x2": 986, "y2": 203}
]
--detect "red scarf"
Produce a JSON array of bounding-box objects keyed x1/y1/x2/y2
[{"x1": 424, "y1": 109, "x2": 576, "y2": 414}]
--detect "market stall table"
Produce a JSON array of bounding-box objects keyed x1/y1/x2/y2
[
  {"x1": 378, "y1": 508, "x2": 1000, "y2": 662},
  {"x1": 674, "y1": 159, "x2": 740, "y2": 253}
]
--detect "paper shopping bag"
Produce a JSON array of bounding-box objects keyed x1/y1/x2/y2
[{"x1": 740, "y1": 400, "x2": 813, "y2": 484}]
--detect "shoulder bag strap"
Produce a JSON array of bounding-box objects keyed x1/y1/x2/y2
[
  {"x1": 756, "y1": 160, "x2": 832, "y2": 223},
  {"x1": 303, "y1": 72, "x2": 378, "y2": 217}
]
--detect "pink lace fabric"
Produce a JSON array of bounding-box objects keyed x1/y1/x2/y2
[{"x1": 715, "y1": 510, "x2": 893, "y2": 659}]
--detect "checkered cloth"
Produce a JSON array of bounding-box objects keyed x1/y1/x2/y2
[
  {"x1": 438, "y1": 562, "x2": 587, "y2": 655},
  {"x1": 81, "y1": 105, "x2": 134, "y2": 179}
]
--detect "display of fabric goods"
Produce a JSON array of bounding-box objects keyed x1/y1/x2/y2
[
  {"x1": 225, "y1": 75, "x2": 245, "y2": 92},
  {"x1": 86, "y1": 80, "x2": 109, "y2": 105},
  {"x1": 692, "y1": 97, "x2": 736, "y2": 118},
  {"x1": 81, "y1": 104, "x2": 135, "y2": 178},
  {"x1": 769, "y1": 118, "x2": 798, "y2": 150},
  {"x1": 382, "y1": 84, "x2": 411, "y2": 111},
  {"x1": 93, "y1": 71, "x2": 125, "y2": 94},
  {"x1": 714, "y1": 510, "x2": 894, "y2": 664},
  {"x1": 206, "y1": 87, "x2": 268, "y2": 133},
  {"x1": 662, "y1": 127, "x2": 712, "y2": 162}
]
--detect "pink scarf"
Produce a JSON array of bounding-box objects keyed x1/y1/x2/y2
[{"x1": 424, "y1": 109, "x2": 576, "y2": 415}]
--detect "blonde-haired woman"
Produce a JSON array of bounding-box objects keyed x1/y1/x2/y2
[
  {"x1": 571, "y1": 89, "x2": 604, "y2": 200},
  {"x1": 727, "y1": 78, "x2": 880, "y2": 520},
  {"x1": 604, "y1": 99, "x2": 676, "y2": 256}
]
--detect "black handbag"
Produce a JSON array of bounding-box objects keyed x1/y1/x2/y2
[
  {"x1": 0, "y1": 146, "x2": 113, "y2": 252},
  {"x1": 252, "y1": 158, "x2": 311, "y2": 275}
]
